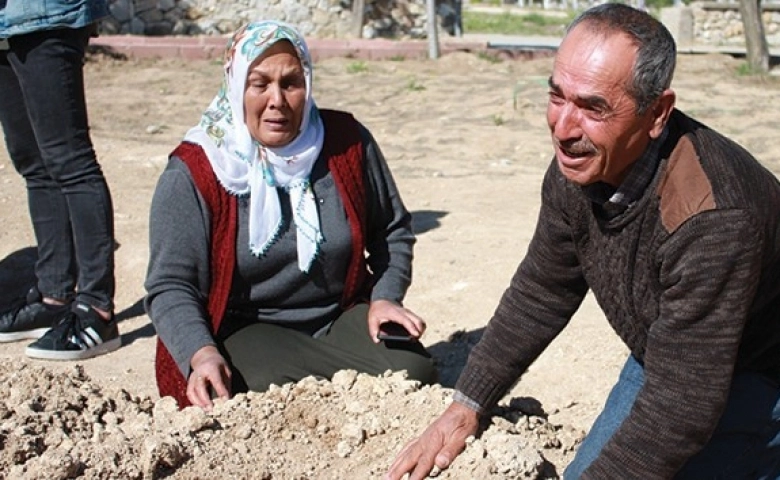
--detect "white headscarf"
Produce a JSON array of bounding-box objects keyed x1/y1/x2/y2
[{"x1": 183, "y1": 21, "x2": 324, "y2": 272}]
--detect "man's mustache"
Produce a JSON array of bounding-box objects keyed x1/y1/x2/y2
[{"x1": 555, "y1": 138, "x2": 597, "y2": 156}]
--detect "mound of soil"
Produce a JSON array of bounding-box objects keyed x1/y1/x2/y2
[{"x1": 0, "y1": 362, "x2": 582, "y2": 479}]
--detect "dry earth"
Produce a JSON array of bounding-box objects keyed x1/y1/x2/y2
[{"x1": 0, "y1": 45, "x2": 779, "y2": 479}]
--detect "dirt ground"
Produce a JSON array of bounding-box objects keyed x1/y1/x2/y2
[{"x1": 0, "y1": 47, "x2": 779, "y2": 479}]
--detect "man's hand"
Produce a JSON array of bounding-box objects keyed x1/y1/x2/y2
[
  {"x1": 187, "y1": 345, "x2": 232, "y2": 410},
  {"x1": 385, "y1": 401, "x2": 480, "y2": 480},
  {"x1": 368, "y1": 299, "x2": 426, "y2": 343}
]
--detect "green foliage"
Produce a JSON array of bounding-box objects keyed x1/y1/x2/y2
[
  {"x1": 463, "y1": 10, "x2": 573, "y2": 35},
  {"x1": 406, "y1": 78, "x2": 426, "y2": 91},
  {"x1": 522, "y1": 12, "x2": 554, "y2": 26},
  {"x1": 492, "y1": 114, "x2": 505, "y2": 126},
  {"x1": 644, "y1": 0, "x2": 678, "y2": 9},
  {"x1": 477, "y1": 50, "x2": 502, "y2": 63},
  {"x1": 736, "y1": 61, "x2": 763, "y2": 76},
  {"x1": 347, "y1": 60, "x2": 368, "y2": 74},
  {"x1": 513, "y1": 82, "x2": 523, "y2": 110}
]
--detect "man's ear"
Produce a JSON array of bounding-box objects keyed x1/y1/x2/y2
[{"x1": 649, "y1": 89, "x2": 676, "y2": 139}]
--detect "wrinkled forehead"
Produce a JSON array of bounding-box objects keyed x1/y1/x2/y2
[{"x1": 552, "y1": 24, "x2": 636, "y2": 93}]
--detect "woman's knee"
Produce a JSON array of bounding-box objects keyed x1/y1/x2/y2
[
  {"x1": 383, "y1": 343, "x2": 437, "y2": 385},
  {"x1": 404, "y1": 355, "x2": 437, "y2": 385},
  {"x1": 222, "y1": 323, "x2": 314, "y2": 393}
]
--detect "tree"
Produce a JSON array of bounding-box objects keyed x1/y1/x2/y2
[
  {"x1": 739, "y1": 0, "x2": 770, "y2": 73},
  {"x1": 352, "y1": 0, "x2": 365, "y2": 38}
]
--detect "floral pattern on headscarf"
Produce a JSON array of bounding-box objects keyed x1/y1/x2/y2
[{"x1": 182, "y1": 21, "x2": 325, "y2": 273}]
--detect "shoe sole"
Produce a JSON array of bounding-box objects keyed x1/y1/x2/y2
[
  {"x1": 0, "y1": 327, "x2": 51, "y2": 343},
  {"x1": 24, "y1": 337, "x2": 122, "y2": 361}
]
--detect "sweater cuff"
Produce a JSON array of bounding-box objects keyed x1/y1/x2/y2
[
  {"x1": 453, "y1": 390, "x2": 486, "y2": 415},
  {"x1": 454, "y1": 365, "x2": 509, "y2": 410},
  {"x1": 172, "y1": 337, "x2": 217, "y2": 378}
]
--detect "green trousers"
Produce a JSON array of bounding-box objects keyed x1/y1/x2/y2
[{"x1": 222, "y1": 304, "x2": 437, "y2": 393}]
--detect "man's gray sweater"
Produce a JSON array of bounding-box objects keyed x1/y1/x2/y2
[{"x1": 456, "y1": 109, "x2": 780, "y2": 478}]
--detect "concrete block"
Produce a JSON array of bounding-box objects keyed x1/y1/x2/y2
[{"x1": 661, "y1": 6, "x2": 694, "y2": 47}]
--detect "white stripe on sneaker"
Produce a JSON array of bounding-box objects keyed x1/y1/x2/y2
[
  {"x1": 25, "y1": 336, "x2": 121, "y2": 361},
  {"x1": 70, "y1": 326, "x2": 102, "y2": 349}
]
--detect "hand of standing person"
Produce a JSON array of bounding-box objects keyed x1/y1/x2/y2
[
  {"x1": 384, "y1": 402, "x2": 480, "y2": 479},
  {"x1": 187, "y1": 345, "x2": 232, "y2": 410},
  {"x1": 368, "y1": 299, "x2": 426, "y2": 343}
]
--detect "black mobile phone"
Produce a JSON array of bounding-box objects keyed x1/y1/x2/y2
[{"x1": 377, "y1": 322, "x2": 416, "y2": 342}]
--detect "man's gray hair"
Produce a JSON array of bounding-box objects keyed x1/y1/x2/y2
[{"x1": 567, "y1": 3, "x2": 676, "y2": 114}]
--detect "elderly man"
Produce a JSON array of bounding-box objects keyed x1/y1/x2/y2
[{"x1": 386, "y1": 3, "x2": 780, "y2": 479}]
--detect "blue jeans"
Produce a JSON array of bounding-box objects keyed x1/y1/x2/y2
[
  {"x1": 0, "y1": 26, "x2": 115, "y2": 311},
  {"x1": 565, "y1": 356, "x2": 780, "y2": 479}
]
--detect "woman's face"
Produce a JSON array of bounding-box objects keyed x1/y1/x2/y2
[{"x1": 244, "y1": 41, "x2": 306, "y2": 147}]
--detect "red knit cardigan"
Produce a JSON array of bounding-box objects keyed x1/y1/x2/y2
[{"x1": 155, "y1": 110, "x2": 369, "y2": 408}]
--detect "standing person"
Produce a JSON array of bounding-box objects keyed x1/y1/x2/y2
[
  {"x1": 145, "y1": 21, "x2": 436, "y2": 410},
  {"x1": 0, "y1": 0, "x2": 120, "y2": 360},
  {"x1": 387, "y1": 4, "x2": 780, "y2": 479}
]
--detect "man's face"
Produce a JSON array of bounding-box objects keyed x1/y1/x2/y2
[{"x1": 546, "y1": 24, "x2": 660, "y2": 186}]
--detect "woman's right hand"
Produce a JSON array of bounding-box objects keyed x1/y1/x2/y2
[{"x1": 187, "y1": 345, "x2": 232, "y2": 410}]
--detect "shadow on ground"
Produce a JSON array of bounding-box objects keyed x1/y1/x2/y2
[
  {"x1": 427, "y1": 326, "x2": 485, "y2": 388},
  {"x1": 116, "y1": 297, "x2": 155, "y2": 347},
  {"x1": 0, "y1": 246, "x2": 152, "y2": 344},
  {"x1": 412, "y1": 210, "x2": 448, "y2": 235},
  {"x1": 0, "y1": 247, "x2": 37, "y2": 309}
]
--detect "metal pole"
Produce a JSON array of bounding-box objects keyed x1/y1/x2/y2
[{"x1": 427, "y1": 0, "x2": 440, "y2": 59}]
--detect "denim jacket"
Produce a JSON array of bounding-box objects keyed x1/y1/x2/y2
[{"x1": 0, "y1": 0, "x2": 108, "y2": 38}]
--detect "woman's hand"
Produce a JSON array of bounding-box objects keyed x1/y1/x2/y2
[
  {"x1": 187, "y1": 345, "x2": 232, "y2": 410},
  {"x1": 368, "y1": 299, "x2": 426, "y2": 343}
]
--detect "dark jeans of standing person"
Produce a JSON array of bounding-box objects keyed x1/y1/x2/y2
[{"x1": 0, "y1": 25, "x2": 115, "y2": 312}]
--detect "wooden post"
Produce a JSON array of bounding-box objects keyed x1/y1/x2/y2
[
  {"x1": 427, "y1": 0, "x2": 440, "y2": 59},
  {"x1": 739, "y1": 0, "x2": 769, "y2": 72},
  {"x1": 352, "y1": 0, "x2": 365, "y2": 38}
]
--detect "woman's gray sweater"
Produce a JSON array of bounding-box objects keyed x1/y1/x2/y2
[{"x1": 145, "y1": 126, "x2": 415, "y2": 376}]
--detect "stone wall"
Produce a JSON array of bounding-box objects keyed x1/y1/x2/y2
[
  {"x1": 102, "y1": 0, "x2": 780, "y2": 45},
  {"x1": 663, "y1": 2, "x2": 780, "y2": 46},
  {"x1": 101, "y1": 0, "x2": 461, "y2": 39},
  {"x1": 692, "y1": 2, "x2": 780, "y2": 46}
]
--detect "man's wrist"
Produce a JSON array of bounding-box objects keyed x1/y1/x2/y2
[{"x1": 453, "y1": 390, "x2": 485, "y2": 415}]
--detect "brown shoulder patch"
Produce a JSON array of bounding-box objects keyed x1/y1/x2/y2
[{"x1": 657, "y1": 136, "x2": 716, "y2": 233}]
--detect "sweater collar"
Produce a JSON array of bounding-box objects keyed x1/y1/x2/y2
[{"x1": 583, "y1": 127, "x2": 669, "y2": 217}]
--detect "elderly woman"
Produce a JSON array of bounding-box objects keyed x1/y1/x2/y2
[{"x1": 145, "y1": 21, "x2": 436, "y2": 409}]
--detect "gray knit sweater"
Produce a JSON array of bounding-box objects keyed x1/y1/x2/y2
[
  {"x1": 455, "y1": 109, "x2": 780, "y2": 478},
  {"x1": 145, "y1": 125, "x2": 415, "y2": 376}
]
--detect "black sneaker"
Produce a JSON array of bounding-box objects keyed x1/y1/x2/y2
[
  {"x1": 25, "y1": 301, "x2": 121, "y2": 361},
  {"x1": 0, "y1": 287, "x2": 69, "y2": 342}
]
